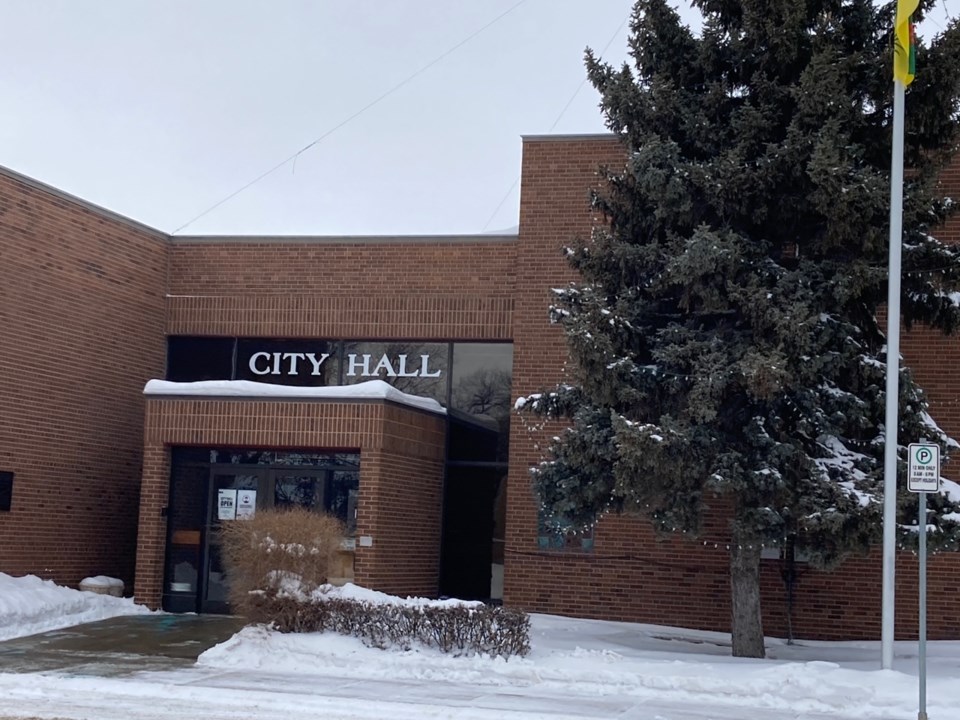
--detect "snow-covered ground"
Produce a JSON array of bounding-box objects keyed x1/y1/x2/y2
[
  {"x1": 0, "y1": 572, "x2": 955, "y2": 720},
  {"x1": 0, "y1": 572, "x2": 150, "y2": 641}
]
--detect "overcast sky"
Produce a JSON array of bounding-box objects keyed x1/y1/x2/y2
[{"x1": 1, "y1": 2, "x2": 953, "y2": 237}]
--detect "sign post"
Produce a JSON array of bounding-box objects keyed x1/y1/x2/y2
[{"x1": 908, "y1": 442, "x2": 938, "y2": 720}]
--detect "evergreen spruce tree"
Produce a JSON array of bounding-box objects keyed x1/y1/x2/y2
[{"x1": 523, "y1": 0, "x2": 960, "y2": 658}]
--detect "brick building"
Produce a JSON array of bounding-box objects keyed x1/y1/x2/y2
[{"x1": 1, "y1": 134, "x2": 959, "y2": 639}]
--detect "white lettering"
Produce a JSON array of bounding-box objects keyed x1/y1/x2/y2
[
  {"x1": 272, "y1": 353, "x2": 282, "y2": 375},
  {"x1": 419, "y1": 354, "x2": 441, "y2": 378},
  {"x1": 347, "y1": 353, "x2": 372, "y2": 377},
  {"x1": 305, "y1": 352, "x2": 331, "y2": 376},
  {"x1": 372, "y1": 354, "x2": 397, "y2": 377},
  {"x1": 396, "y1": 354, "x2": 418, "y2": 377},
  {"x1": 249, "y1": 352, "x2": 272, "y2": 375},
  {"x1": 283, "y1": 353, "x2": 306, "y2": 375}
]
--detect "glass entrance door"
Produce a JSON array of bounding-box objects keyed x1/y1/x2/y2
[
  {"x1": 201, "y1": 471, "x2": 262, "y2": 613},
  {"x1": 165, "y1": 448, "x2": 361, "y2": 614}
]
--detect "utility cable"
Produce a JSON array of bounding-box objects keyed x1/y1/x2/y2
[
  {"x1": 172, "y1": 0, "x2": 530, "y2": 235},
  {"x1": 481, "y1": 11, "x2": 630, "y2": 232}
]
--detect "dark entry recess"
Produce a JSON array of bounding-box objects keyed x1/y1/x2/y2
[{"x1": 439, "y1": 466, "x2": 505, "y2": 601}]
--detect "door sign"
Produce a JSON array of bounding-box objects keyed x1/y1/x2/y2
[
  {"x1": 237, "y1": 489, "x2": 257, "y2": 518},
  {"x1": 217, "y1": 489, "x2": 237, "y2": 520}
]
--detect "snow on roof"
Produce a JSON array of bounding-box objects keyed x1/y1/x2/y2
[{"x1": 143, "y1": 379, "x2": 446, "y2": 415}]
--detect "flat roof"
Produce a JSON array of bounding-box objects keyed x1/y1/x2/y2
[
  {"x1": 521, "y1": 133, "x2": 618, "y2": 142},
  {"x1": 170, "y1": 233, "x2": 517, "y2": 245}
]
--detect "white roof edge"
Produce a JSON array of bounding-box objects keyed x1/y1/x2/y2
[
  {"x1": 144, "y1": 379, "x2": 447, "y2": 415},
  {"x1": 521, "y1": 133, "x2": 619, "y2": 142},
  {"x1": 169, "y1": 233, "x2": 517, "y2": 245}
]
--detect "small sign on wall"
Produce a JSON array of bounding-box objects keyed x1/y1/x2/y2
[
  {"x1": 0, "y1": 471, "x2": 12, "y2": 512},
  {"x1": 217, "y1": 489, "x2": 237, "y2": 520},
  {"x1": 237, "y1": 489, "x2": 257, "y2": 519}
]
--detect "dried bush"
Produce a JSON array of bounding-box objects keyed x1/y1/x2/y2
[
  {"x1": 245, "y1": 591, "x2": 531, "y2": 658},
  {"x1": 218, "y1": 507, "x2": 345, "y2": 616}
]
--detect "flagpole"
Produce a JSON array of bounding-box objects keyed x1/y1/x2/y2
[{"x1": 881, "y1": 77, "x2": 906, "y2": 671}]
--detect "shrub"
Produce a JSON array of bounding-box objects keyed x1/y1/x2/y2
[
  {"x1": 218, "y1": 507, "x2": 345, "y2": 616},
  {"x1": 246, "y1": 591, "x2": 531, "y2": 658}
]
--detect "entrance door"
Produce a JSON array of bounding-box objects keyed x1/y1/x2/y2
[
  {"x1": 273, "y1": 471, "x2": 326, "y2": 511},
  {"x1": 201, "y1": 471, "x2": 262, "y2": 613}
]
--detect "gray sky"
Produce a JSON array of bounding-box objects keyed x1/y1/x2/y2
[{"x1": 1, "y1": 1, "x2": 952, "y2": 237}]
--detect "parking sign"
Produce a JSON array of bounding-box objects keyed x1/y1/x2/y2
[{"x1": 908, "y1": 443, "x2": 940, "y2": 493}]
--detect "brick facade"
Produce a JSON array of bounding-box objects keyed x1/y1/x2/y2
[
  {"x1": 165, "y1": 237, "x2": 517, "y2": 339},
  {"x1": 504, "y1": 135, "x2": 960, "y2": 641},
  {"x1": 135, "y1": 397, "x2": 445, "y2": 608},
  {"x1": 0, "y1": 169, "x2": 167, "y2": 590},
  {"x1": 2, "y1": 132, "x2": 960, "y2": 641}
]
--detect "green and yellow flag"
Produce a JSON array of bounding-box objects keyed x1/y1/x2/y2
[{"x1": 894, "y1": 0, "x2": 919, "y2": 85}]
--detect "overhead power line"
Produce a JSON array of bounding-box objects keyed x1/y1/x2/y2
[
  {"x1": 481, "y1": 12, "x2": 630, "y2": 232},
  {"x1": 172, "y1": 0, "x2": 530, "y2": 235}
]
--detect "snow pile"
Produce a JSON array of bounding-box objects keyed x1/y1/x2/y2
[
  {"x1": 0, "y1": 572, "x2": 151, "y2": 641},
  {"x1": 198, "y1": 614, "x2": 960, "y2": 719},
  {"x1": 197, "y1": 585, "x2": 960, "y2": 718},
  {"x1": 144, "y1": 379, "x2": 446, "y2": 415},
  {"x1": 1, "y1": 576, "x2": 960, "y2": 719},
  {"x1": 80, "y1": 575, "x2": 125, "y2": 590},
  {"x1": 294, "y1": 581, "x2": 483, "y2": 609}
]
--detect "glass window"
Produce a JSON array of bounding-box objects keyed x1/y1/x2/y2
[
  {"x1": 166, "y1": 337, "x2": 235, "y2": 382},
  {"x1": 235, "y1": 339, "x2": 340, "y2": 386},
  {"x1": 448, "y1": 343, "x2": 513, "y2": 462},
  {"x1": 450, "y1": 343, "x2": 513, "y2": 415},
  {"x1": 164, "y1": 464, "x2": 208, "y2": 603},
  {"x1": 341, "y1": 341, "x2": 449, "y2": 404}
]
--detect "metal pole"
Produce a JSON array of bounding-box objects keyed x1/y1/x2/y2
[
  {"x1": 882, "y1": 79, "x2": 906, "y2": 670},
  {"x1": 918, "y1": 491, "x2": 927, "y2": 720}
]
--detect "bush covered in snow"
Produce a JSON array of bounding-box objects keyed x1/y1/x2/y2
[
  {"x1": 247, "y1": 590, "x2": 530, "y2": 658},
  {"x1": 219, "y1": 507, "x2": 345, "y2": 616}
]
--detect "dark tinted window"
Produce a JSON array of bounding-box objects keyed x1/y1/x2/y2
[
  {"x1": 447, "y1": 412, "x2": 502, "y2": 462},
  {"x1": 236, "y1": 339, "x2": 339, "y2": 386},
  {"x1": 450, "y1": 343, "x2": 513, "y2": 415},
  {"x1": 448, "y1": 343, "x2": 512, "y2": 462},
  {"x1": 341, "y1": 341, "x2": 448, "y2": 404},
  {"x1": 166, "y1": 337, "x2": 235, "y2": 382}
]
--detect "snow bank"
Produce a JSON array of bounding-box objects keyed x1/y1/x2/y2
[
  {"x1": 199, "y1": 613, "x2": 960, "y2": 719},
  {"x1": 0, "y1": 572, "x2": 151, "y2": 641}
]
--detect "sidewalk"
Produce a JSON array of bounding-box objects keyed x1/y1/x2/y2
[
  {"x1": 0, "y1": 613, "x2": 937, "y2": 720},
  {"x1": 0, "y1": 663, "x2": 860, "y2": 720},
  {"x1": 0, "y1": 615, "x2": 244, "y2": 676}
]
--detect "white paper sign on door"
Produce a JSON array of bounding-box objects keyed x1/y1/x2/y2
[
  {"x1": 236, "y1": 489, "x2": 257, "y2": 519},
  {"x1": 217, "y1": 489, "x2": 237, "y2": 520}
]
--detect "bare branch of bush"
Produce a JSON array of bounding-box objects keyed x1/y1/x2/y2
[
  {"x1": 218, "y1": 507, "x2": 345, "y2": 616},
  {"x1": 245, "y1": 592, "x2": 531, "y2": 658}
]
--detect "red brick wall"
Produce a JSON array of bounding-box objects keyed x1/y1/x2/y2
[
  {"x1": 135, "y1": 397, "x2": 445, "y2": 608},
  {"x1": 0, "y1": 169, "x2": 167, "y2": 590},
  {"x1": 504, "y1": 135, "x2": 960, "y2": 641},
  {"x1": 935, "y1": 151, "x2": 960, "y2": 245},
  {"x1": 166, "y1": 238, "x2": 517, "y2": 339}
]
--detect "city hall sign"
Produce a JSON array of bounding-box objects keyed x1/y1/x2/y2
[{"x1": 248, "y1": 351, "x2": 442, "y2": 379}]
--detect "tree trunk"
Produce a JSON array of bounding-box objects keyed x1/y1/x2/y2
[{"x1": 730, "y1": 540, "x2": 765, "y2": 658}]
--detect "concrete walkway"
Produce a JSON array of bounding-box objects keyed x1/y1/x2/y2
[{"x1": 0, "y1": 615, "x2": 245, "y2": 676}]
